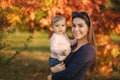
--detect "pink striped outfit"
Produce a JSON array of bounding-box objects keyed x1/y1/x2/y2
[{"x1": 50, "y1": 33, "x2": 71, "y2": 61}]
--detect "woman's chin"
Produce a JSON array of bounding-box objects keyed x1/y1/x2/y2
[{"x1": 74, "y1": 36, "x2": 81, "y2": 39}]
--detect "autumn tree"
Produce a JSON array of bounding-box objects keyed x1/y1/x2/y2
[
  {"x1": 39, "y1": 0, "x2": 120, "y2": 79},
  {"x1": 0, "y1": 0, "x2": 120, "y2": 79}
]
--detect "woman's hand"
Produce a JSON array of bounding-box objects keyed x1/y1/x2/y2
[
  {"x1": 50, "y1": 62, "x2": 65, "y2": 73},
  {"x1": 47, "y1": 74, "x2": 52, "y2": 80}
]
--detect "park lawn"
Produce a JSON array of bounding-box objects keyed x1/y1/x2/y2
[
  {"x1": 5, "y1": 30, "x2": 50, "y2": 52},
  {"x1": 0, "y1": 30, "x2": 51, "y2": 80},
  {"x1": 1, "y1": 29, "x2": 119, "y2": 80},
  {"x1": 0, "y1": 51, "x2": 50, "y2": 80}
]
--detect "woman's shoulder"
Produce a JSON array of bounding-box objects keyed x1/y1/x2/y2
[
  {"x1": 80, "y1": 43, "x2": 96, "y2": 55},
  {"x1": 81, "y1": 43, "x2": 95, "y2": 50},
  {"x1": 75, "y1": 44, "x2": 95, "y2": 60},
  {"x1": 76, "y1": 43, "x2": 96, "y2": 55}
]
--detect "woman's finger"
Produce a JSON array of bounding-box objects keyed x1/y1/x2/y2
[
  {"x1": 57, "y1": 63, "x2": 65, "y2": 71},
  {"x1": 57, "y1": 62, "x2": 64, "y2": 66}
]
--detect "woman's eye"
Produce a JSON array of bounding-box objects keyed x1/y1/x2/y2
[
  {"x1": 72, "y1": 24, "x2": 75, "y2": 27},
  {"x1": 79, "y1": 25, "x2": 83, "y2": 27},
  {"x1": 78, "y1": 24, "x2": 83, "y2": 27},
  {"x1": 56, "y1": 25, "x2": 59, "y2": 27}
]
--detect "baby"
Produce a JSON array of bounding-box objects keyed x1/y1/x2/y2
[{"x1": 49, "y1": 15, "x2": 76, "y2": 70}]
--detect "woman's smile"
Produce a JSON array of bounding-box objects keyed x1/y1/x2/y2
[{"x1": 72, "y1": 18, "x2": 88, "y2": 39}]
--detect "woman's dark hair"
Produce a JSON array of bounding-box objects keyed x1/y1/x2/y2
[{"x1": 72, "y1": 12, "x2": 90, "y2": 27}]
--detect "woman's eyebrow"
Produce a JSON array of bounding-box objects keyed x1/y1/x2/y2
[{"x1": 77, "y1": 23, "x2": 83, "y2": 26}]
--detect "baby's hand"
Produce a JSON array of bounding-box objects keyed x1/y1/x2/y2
[{"x1": 63, "y1": 50, "x2": 67, "y2": 56}]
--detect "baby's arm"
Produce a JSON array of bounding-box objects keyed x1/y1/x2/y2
[
  {"x1": 50, "y1": 37, "x2": 63, "y2": 55},
  {"x1": 69, "y1": 39, "x2": 77, "y2": 46},
  {"x1": 64, "y1": 33, "x2": 77, "y2": 46}
]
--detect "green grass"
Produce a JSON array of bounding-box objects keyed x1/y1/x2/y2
[
  {"x1": 4, "y1": 30, "x2": 50, "y2": 52},
  {"x1": 0, "y1": 30, "x2": 51, "y2": 80}
]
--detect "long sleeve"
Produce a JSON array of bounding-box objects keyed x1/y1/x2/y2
[
  {"x1": 50, "y1": 35, "x2": 64, "y2": 54},
  {"x1": 64, "y1": 33, "x2": 77, "y2": 46},
  {"x1": 70, "y1": 39, "x2": 77, "y2": 46},
  {"x1": 52, "y1": 45, "x2": 95, "y2": 80}
]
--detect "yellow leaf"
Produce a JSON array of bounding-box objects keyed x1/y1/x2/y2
[{"x1": 111, "y1": 48, "x2": 120, "y2": 58}]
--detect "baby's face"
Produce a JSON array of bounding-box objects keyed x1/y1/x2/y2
[{"x1": 53, "y1": 19, "x2": 66, "y2": 35}]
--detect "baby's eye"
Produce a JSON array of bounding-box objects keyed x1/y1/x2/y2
[{"x1": 62, "y1": 24, "x2": 65, "y2": 27}]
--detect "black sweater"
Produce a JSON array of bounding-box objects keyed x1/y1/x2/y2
[{"x1": 52, "y1": 43, "x2": 95, "y2": 80}]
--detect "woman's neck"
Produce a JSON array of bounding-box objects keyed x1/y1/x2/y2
[
  {"x1": 77, "y1": 38, "x2": 88, "y2": 47},
  {"x1": 72, "y1": 37, "x2": 88, "y2": 52}
]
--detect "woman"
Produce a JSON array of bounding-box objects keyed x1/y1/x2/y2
[{"x1": 47, "y1": 11, "x2": 96, "y2": 80}]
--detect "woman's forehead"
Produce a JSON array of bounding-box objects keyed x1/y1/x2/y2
[{"x1": 72, "y1": 18, "x2": 85, "y2": 24}]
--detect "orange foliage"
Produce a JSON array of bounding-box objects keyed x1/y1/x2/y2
[
  {"x1": 98, "y1": 65, "x2": 113, "y2": 77},
  {"x1": 39, "y1": 0, "x2": 120, "y2": 35}
]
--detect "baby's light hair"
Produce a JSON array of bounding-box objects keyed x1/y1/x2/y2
[{"x1": 51, "y1": 15, "x2": 66, "y2": 26}]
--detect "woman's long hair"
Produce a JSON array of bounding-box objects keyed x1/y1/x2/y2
[{"x1": 72, "y1": 11, "x2": 96, "y2": 71}]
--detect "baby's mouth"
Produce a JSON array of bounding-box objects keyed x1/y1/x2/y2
[{"x1": 58, "y1": 30, "x2": 63, "y2": 32}]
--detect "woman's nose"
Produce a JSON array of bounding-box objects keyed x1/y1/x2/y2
[{"x1": 74, "y1": 26, "x2": 79, "y2": 31}]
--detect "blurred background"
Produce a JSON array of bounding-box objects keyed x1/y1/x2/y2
[{"x1": 0, "y1": 0, "x2": 120, "y2": 80}]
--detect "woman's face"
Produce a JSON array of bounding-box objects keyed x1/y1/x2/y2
[{"x1": 72, "y1": 18, "x2": 88, "y2": 39}]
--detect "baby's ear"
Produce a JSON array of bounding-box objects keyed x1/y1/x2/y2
[{"x1": 49, "y1": 27, "x2": 54, "y2": 32}]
